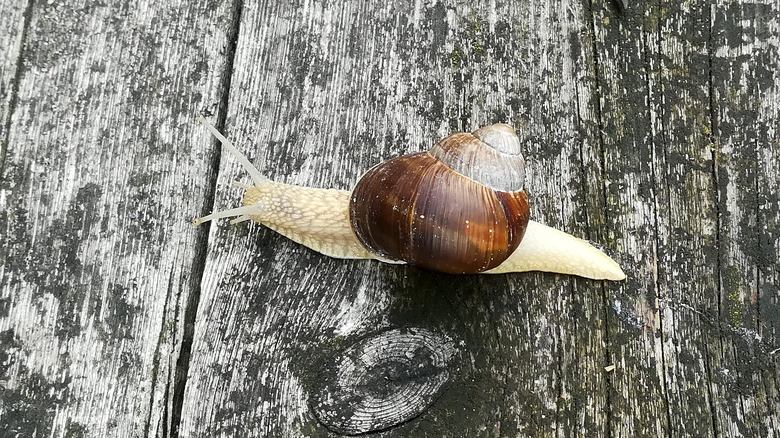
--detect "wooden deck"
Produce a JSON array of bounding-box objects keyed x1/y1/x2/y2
[{"x1": 1, "y1": 0, "x2": 778, "y2": 436}]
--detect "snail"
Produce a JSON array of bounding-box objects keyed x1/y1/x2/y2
[{"x1": 193, "y1": 116, "x2": 625, "y2": 280}]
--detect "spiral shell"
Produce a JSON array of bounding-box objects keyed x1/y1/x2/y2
[{"x1": 348, "y1": 124, "x2": 530, "y2": 274}]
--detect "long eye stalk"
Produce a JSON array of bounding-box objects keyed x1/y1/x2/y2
[{"x1": 197, "y1": 115, "x2": 266, "y2": 186}]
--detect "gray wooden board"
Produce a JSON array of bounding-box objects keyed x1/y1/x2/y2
[
  {"x1": 710, "y1": 1, "x2": 780, "y2": 435},
  {"x1": 0, "y1": 0, "x2": 236, "y2": 436},
  {"x1": 0, "y1": 0, "x2": 778, "y2": 437},
  {"x1": 592, "y1": 0, "x2": 780, "y2": 436},
  {"x1": 0, "y1": 0, "x2": 29, "y2": 155},
  {"x1": 589, "y1": 1, "x2": 670, "y2": 435}
]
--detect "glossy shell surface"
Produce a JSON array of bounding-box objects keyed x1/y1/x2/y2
[
  {"x1": 349, "y1": 125, "x2": 530, "y2": 274},
  {"x1": 429, "y1": 123, "x2": 525, "y2": 192}
]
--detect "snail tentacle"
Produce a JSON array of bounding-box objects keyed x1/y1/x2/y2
[
  {"x1": 197, "y1": 115, "x2": 266, "y2": 186},
  {"x1": 193, "y1": 205, "x2": 259, "y2": 226}
]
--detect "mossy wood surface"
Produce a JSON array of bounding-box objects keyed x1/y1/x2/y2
[{"x1": 0, "y1": 1, "x2": 778, "y2": 437}]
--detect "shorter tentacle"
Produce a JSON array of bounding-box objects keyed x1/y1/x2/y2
[{"x1": 193, "y1": 205, "x2": 259, "y2": 226}]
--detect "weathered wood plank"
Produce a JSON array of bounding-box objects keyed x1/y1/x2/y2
[
  {"x1": 0, "y1": 0, "x2": 29, "y2": 147},
  {"x1": 0, "y1": 1, "x2": 235, "y2": 436},
  {"x1": 590, "y1": 0, "x2": 780, "y2": 436},
  {"x1": 517, "y1": 2, "x2": 612, "y2": 435},
  {"x1": 587, "y1": 1, "x2": 670, "y2": 436},
  {"x1": 711, "y1": 1, "x2": 780, "y2": 435},
  {"x1": 180, "y1": 0, "x2": 619, "y2": 436},
  {"x1": 654, "y1": 1, "x2": 722, "y2": 435}
]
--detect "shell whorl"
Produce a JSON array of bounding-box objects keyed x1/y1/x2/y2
[
  {"x1": 348, "y1": 123, "x2": 530, "y2": 274},
  {"x1": 428, "y1": 123, "x2": 525, "y2": 192}
]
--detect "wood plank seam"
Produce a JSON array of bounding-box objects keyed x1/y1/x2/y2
[
  {"x1": 585, "y1": 0, "x2": 617, "y2": 434},
  {"x1": 168, "y1": 2, "x2": 246, "y2": 437}
]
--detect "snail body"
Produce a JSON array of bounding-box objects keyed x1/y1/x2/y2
[{"x1": 193, "y1": 116, "x2": 625, "y2": 280}]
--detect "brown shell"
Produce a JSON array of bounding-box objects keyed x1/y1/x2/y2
[
  {"x1": 429, "y1": 124, "x2": 525, "y2": 192},
  {"x1": 349, "y1": 126, "x2": 530, "y2": 274}
]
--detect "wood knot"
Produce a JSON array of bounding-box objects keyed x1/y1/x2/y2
[{"x1": 311, "y1": 327, "x2": 458, "y2": 435}]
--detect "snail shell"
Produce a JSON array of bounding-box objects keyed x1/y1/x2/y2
[{"x1": 349, "y1": 124, "x2": 530, "y2": 274}]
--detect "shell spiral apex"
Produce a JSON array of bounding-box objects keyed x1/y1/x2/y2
[{"x1": 429, "y1": 123, "x2": 525, "y2": 192}]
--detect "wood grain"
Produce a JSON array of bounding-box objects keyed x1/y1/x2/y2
[
  {"x1": 588, "y1": 1, "x2": 669, "y2": 435},
  {"x1": 0, "y1": 1, "x2": 236, "y2": 436},
  {"x1": 0, "y1": 0, "x2": 29, "y2": 162},
  {"x1": 711, "y1": 1, "x2": 780, "y2": 435},
  {"x1": 0, "y1": 0, "x2": 778, "y2": 437}
]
